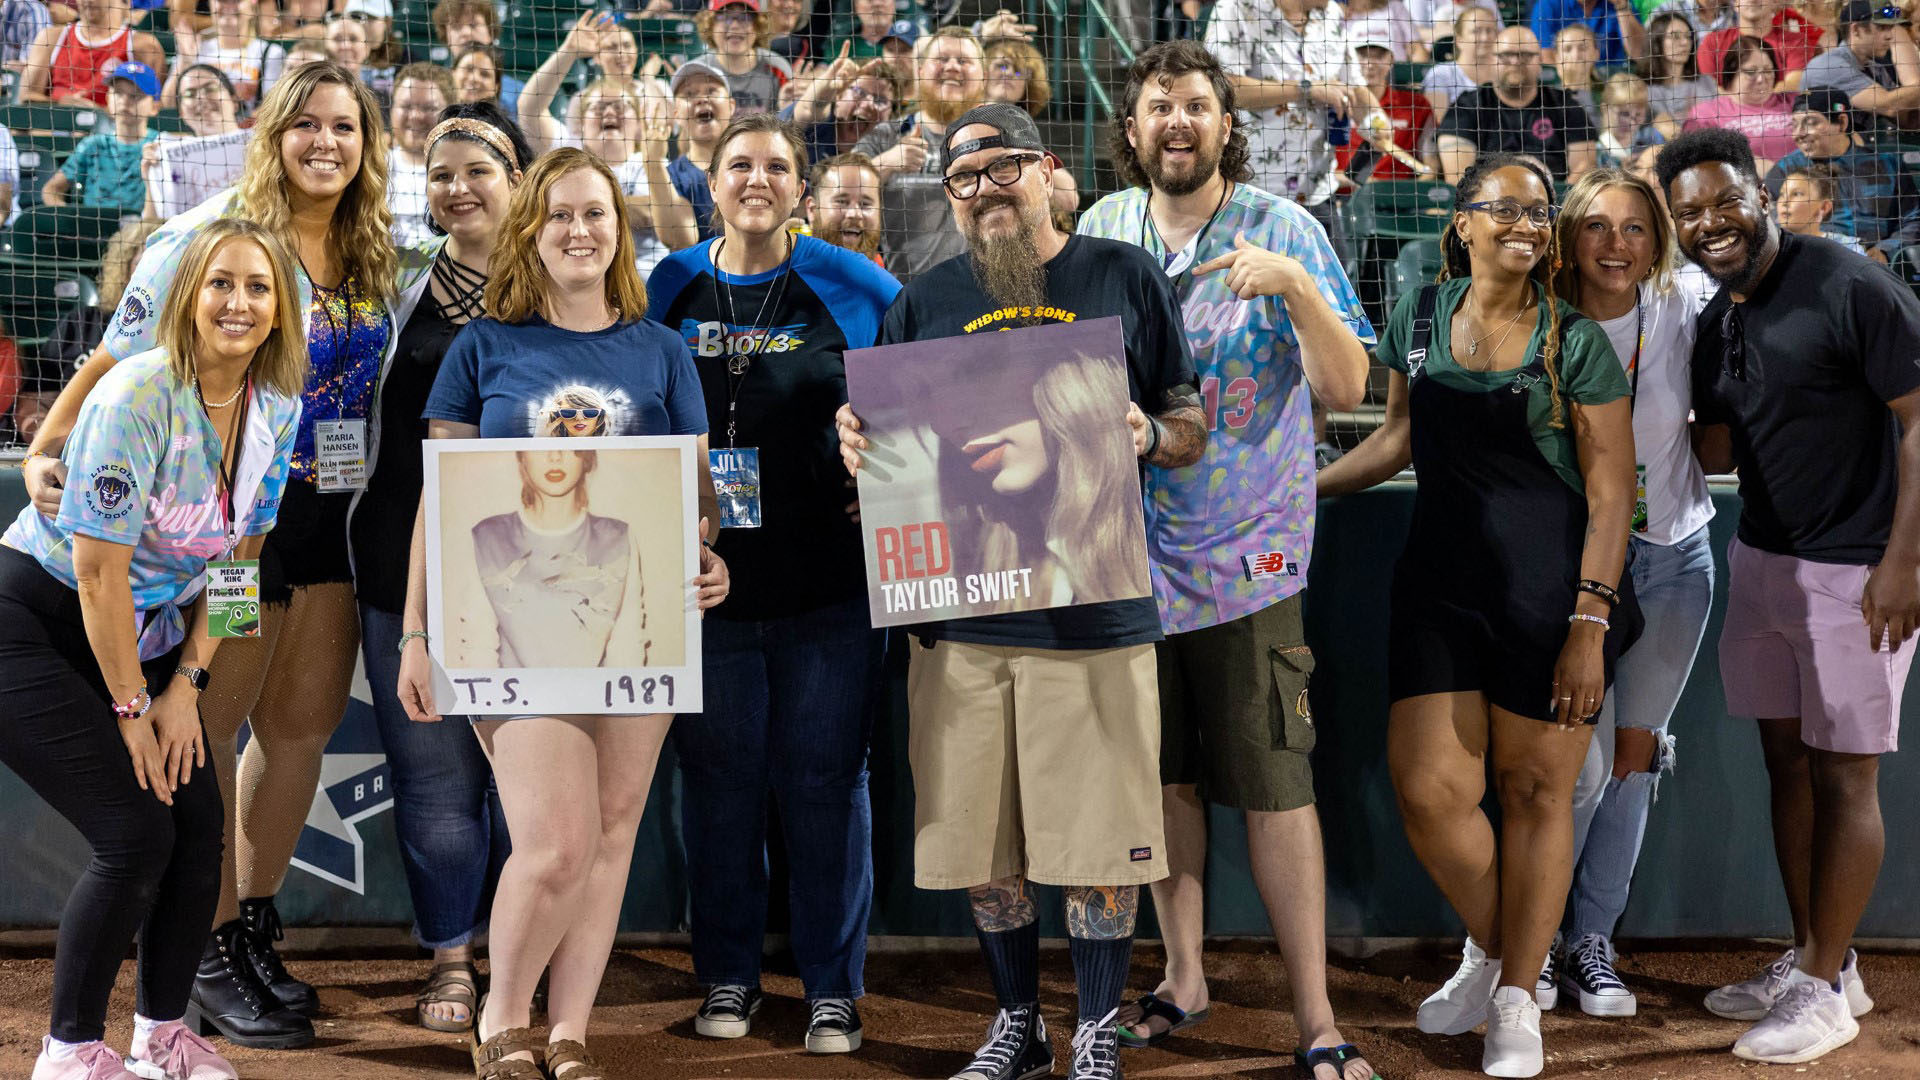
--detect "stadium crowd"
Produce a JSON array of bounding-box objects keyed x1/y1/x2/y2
[{"x1": 0, "y1": 0, "x2": 1915, "y2": 1077}]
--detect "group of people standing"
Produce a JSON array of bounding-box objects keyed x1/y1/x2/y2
[{"x1": 0, "y1": 32, "x2": 1913, "y2": 1080}]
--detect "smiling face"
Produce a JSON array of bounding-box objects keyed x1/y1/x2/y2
[
  {"x1": 1127, "y1": 70, "x2": 1230, "y2": 198},
  {"x1": 279, "y1": 81, "x2": 364, "y2": 204},
  {"x1": 1774, "y1": 174, "x2": 1832, "y2": 234},
  {"x1": 578, "y1": 90, "x2": 639, "y2": 162},
  {"x1": 325, "y1": 17, "x2": 368, "y2": 69},
  {"x1": 918, "y1": 36, "x2": 985, "y2": 114},
  {"x1": 1669, "y1": 161, "x2": 1776, "y2": 293},
  {"x1": 1791, "y1": 106, "x2": 1849, "y2": 157},
  {"x1": 711, "y1": 4, "x2": 757, "y2": 55},
  {"x1": 808, "y1": 163, "x2": 881, "y2": 254},
  {"x1": 1454, "y1": 164, "x2": 1554, "y2": 277},
  {"x1": 178, "y1": 67, "x2": 237, "y2": 133},
  {"x1": 713, "y1": 129, "x2": 802, "y2": 238},
  {"x1": 536, "y1": 166, "x2": 621, "y2": 295},
  {"x1": 946, "y1": 122, "x2": 1050, "y2": 243},
  {"x1": 1731, "y1": 49, "x2": 1776, "y2": 104},
  {"x1": 193, "y1": 236, "x2": 279, "y2": 367},
  {"x1": 428, "y1": 138, "x2": 516, "y2": 244},
  {"x1": 674, "y1": 72, "x2": 735, "y2": 143},
  {"x1": 390, "y1": 77, "x2": 447, "y2": 153},
  {"x1": 453, "y1": 48, "x2": 499, "y2": 102},
  {"x1": 834, "y1": 73, "x2": 893, "y2": 126},
  {"x1": 1574, "y1": 185, "x2": 1658, "y2": 301}
]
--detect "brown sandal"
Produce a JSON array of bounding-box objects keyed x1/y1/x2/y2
[
  {"x1": 418, "y1": 960, "x2": 479, "y2": 1033},
  {"x1": 471, "y1": 1022, "x2": 543, "y2": 1080},
  {"x1": 543, "y1": 1039, "x2": 607, "y2": 1080}
]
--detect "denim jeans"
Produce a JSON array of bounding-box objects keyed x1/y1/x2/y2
[
  {"x1": 1567, "y1": 525, "x2": 1714, "y2": 939},
  {"x1": 671, "y1": 597, "x2": 881, "y2": 1000},
  {"x1": 360, "y1": 603, "x2": 510, "y2": 948}
]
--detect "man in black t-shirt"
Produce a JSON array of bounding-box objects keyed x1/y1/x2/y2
[
  {"x1": 1657, "y1": 128, "x2": 1920, "y2": 1068},
  {"x1": 1437, "y1": 25, "x2": 1598, "y2": 183},
  {"x1": 835, "y1": 102, "x2": 1206, "y2": 1080}
]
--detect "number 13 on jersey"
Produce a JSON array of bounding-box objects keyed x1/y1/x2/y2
[{"x1": 1200, "y1": 376, "x2": 1258, "y2": 431}]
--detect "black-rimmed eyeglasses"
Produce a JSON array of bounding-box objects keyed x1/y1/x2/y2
[{"x1": 943, "y1": 152, "x2": 1043, "y2": 199}]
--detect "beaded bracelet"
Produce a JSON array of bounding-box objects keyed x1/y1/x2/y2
[
  {"x1": 111, "y1": 686, "x2": 152, "y2": 720},
  {"x1": 396, "y1": 629, "x2": 430, "y2": 654},
  {"x1": 1568, "y1": 613, "x2": 1611, "y2": 631},
  {"x1": 1577, "y1": 579, "x2": 1621, "y2": 607}
]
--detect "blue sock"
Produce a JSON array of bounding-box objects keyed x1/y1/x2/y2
[
  {"x1": 1068, "y1": 935, "x2": 1133, "y2": 1023},
  {"x1": 975, "y1": 922, "x2": 1039, "y2": 1011}
]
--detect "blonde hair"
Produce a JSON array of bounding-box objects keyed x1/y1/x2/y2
[
  {"x1": 568, "y1": 77, "x2": 644, "y2": 156},
  {"x1": 98, "y1": 220, "x2": 161, "y2": 313},
  {"x1": 235, "y1": 61, "x2": 397, "y2": 299},
  {"x1": 156, "y1": 219, "x2": 310, "y2": 398},
  {"x1": 1601, "y1": 69, "x2": 1650, "y2": 108},
  {"x1": 1552, "y1": 166, "x2": 1676, "y2": 306},
  {"x1": 538, "y1": 385, "x2": 612, "y2": 437},
  {"x1": 486, "y1": 148, "x2": 650, "y2": 325}
]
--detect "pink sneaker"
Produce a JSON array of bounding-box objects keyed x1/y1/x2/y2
[
  {"x1": 29, "y1": 1038, "x2": 139, "y2": 1080},
  {"x1": 125, "y1": 1022, "x2": 238, "y2": 1080}
]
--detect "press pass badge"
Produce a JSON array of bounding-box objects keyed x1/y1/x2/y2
[
  {"x1": 709, "y1": 447, "x2": 763, "y2": 529},
  {"x1": 315, "y1": 419, "x2": 369, "y2": 492},
  {"x1": 206, "y1": 560, "x2": 262, "y2": 638}
]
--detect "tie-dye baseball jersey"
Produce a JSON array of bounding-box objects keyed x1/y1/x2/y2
[
  {"x1": 4, "y1": 348, "x2": 301, "y2": 657},
  {"x1": 1078, "y1": 182, "x2": 1374, "y2": 635}
]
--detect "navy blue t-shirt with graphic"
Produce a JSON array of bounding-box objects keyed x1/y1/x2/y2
[
  {"x1": 422, "y1": 315, "x2": 708, "y2": 439},
  {"x1": 648, "y1": 233, "x2": 899, "y2": 620}
]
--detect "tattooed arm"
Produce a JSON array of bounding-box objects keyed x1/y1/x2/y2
[
  {"x1": 968, "y1": 876, "x2": 1038, "y2": 932},
  {"x1": 1129, "y1": 383, "x2": 1207, "y2": 470},
  {"x1": 1063, "y1": 884, "x2": 1140, "y2": 939}
]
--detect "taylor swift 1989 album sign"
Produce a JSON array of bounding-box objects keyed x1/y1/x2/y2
[
  {"x1": 844, "y1": 317, "x2": 1152, "y2": 628},
  {"x1": 421, "y1": 436, "x2": 704, "y2": 715}
]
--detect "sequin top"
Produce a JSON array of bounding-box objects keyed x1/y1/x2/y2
[{"x1": 290, "y1": 276, "x2": 391, "y2": 482}]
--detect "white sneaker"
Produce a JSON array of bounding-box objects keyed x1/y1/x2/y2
[
  {"x1": 1731, "y1": 970, "x2": 1860, "y2": 1064},
  {"x1": 1706, "y1": 947, "x2": 1874, "y2": 1021},
  {"x1": 1481, "y1": 986, "x2": 1543, "y2": 1078},
  {"x1": 1534, "y1": 934, "x2": 1559, "y2": 1012},
  {"x1": 1417, "y1": 938, "x2": 1504, "y2": 1036}
]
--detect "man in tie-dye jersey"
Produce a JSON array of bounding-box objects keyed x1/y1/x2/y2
[{"x1": 1078, "y1": 41, "x2": 1381, "y2": 1080}]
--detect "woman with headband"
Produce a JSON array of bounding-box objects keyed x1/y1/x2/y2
[
  {"x1": 19, "y1": 61, "x2": 435, "y2": 1050},
  {"x1": 347, "y1": 102, "x2": 535, "y2": 1034}
]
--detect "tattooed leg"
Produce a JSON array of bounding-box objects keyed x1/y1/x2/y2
[
  {"x1": 969, "y1": 875, "x2": 1037, "y2": 931},
  {"x1": 1064, "y1": 884, "x2": 1139, "y2": 939}
]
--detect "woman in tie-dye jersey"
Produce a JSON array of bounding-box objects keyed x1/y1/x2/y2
[{"x1": 20, "y1": 61, "x2": 438, "y2": 1050}]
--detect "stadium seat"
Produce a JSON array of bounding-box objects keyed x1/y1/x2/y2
[
  {"x1": 1393, "y1": 238, "x2": 1445, "y2": 298},
  {"x1": 0, "y1": 259, "x2": 97, "y2": 343},
  {"x1": 8, "y1": 206, "x2": 128, "y2": 265},
  {"x1": 1350, "y1": 179, "x2": 1457, "y2": 241},
  {"x1": 12, "y1": 147, "x2": 55, "y2": 211},
  {"x1": 0, "y1": 104, "x2": 102, "y2": 137}
]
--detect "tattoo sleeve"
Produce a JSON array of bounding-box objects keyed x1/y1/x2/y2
[
  {"x1": 968, "y1": 877, "x2": 1038, "y2": 932},
  {"x1": 1148, "y1": 385, "x2": 1208, "y2": 470},
  {"x1": 1063, "y1": 884, "x2": 1139, "y2": 939}
]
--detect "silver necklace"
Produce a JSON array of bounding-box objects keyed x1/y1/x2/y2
[
  {"x1": 195, "y1": 374, "x2": 245, "y2": 409},
  {"x1": 1463, "y1": 287, "x2": 1530, "y2": 358}
]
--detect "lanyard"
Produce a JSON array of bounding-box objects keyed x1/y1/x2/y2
[
  {"x1": 208, "y1": 375, "x2": 250, "y2": 556},
  {"x1": 1625, "y1": 285, "x2": 1645, "y2": 401},
  {"x1": 709, "y1": 233, "x2": 795, "y2": 447},
  {"x1": 300, "y1": 259, "x2": 355, "y2": 419},
  {"x1": 1143, "y1": 181, "x2": 1232, "y2": 295}
]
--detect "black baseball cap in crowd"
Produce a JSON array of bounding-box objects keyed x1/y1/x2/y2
[
  {"x1": 1793, "y1": 87, "x2": 1853, "y2": 125},
  {"x1": 1838, "y1": 0, "x2": 1906, "y2": 27},
  {"x1": 940, "y1": 102, "x2": 1060, "y2": 169}
]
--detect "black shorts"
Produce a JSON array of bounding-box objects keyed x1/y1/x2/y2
[{"x1": 260, "y1": 479, "x2": 354, "y2": 605}]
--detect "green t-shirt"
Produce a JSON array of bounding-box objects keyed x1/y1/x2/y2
[{"x1": 1373, "y1": 277, "x2": 1628, "y2": 493}]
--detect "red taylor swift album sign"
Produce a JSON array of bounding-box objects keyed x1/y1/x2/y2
[{"x1": 844, "y1": 317, "x2": 1153, "y2": 629}]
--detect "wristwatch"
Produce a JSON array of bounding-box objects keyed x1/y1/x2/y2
[{"x1": 174, "y1": 665, "x2": 210, "y2": 692}]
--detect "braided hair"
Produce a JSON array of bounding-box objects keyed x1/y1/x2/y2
[{"x1": 1437, "y1": 152, "x2": 1570, "y2": 428}]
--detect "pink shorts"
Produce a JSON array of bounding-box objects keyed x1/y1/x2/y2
[{"x1": 1721, "y1": 539, "x2": 1910, "y2": 754}]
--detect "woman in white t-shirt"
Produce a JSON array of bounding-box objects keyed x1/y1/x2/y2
[
  {"x1": 1549, "y1": 167, "x2": 1714, "y2": 1022},
  {"x1": 1423, "y1": 5, "x2": 1499, "y2": 122},
  {"x1": 165, "y1": 0, "x2": 283, "y2": 107}
]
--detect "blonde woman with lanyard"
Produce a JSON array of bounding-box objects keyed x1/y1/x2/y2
[
  {"x1": 0, "y1": 218, "x2": 303, "y2": 1080},
  {"x1": 19, "y1": 60, "x2": 436, "y2": 1049},
  {"x1": 400, "y1": 147, "x2": 729, "y2": 1080},
  {"x1": 1547, "y1": 167, "x2": 1715, "y2": 1019}
]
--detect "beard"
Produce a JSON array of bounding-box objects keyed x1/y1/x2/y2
[
  {"x1": 966, "y1": 198, "x2": 1047, "y2": 323},
  {"x1": 825, "y1": 219, "x2": 882, "y2": 257},
  {"x1": 923, "y1": 92, "x2": 982, "y2": 127},
  {"x1": 1691, "y1": 222, "x2": 1772, "y2": 294},
  {"x1": 1141, "y1": 136, "x2": 1222, "y2": 197}
]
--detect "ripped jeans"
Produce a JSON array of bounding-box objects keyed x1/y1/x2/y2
[{"x1": 1568, "y1": 525, "x2": 1715, "y2": 940}]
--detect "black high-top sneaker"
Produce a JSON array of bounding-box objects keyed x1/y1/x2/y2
[
  {"x1": 185, "y1": 921, "x2": 314, "y2": 1049},
  {"x1": 237, "y1": 897, "x2": 318, "y2": 1016},
  {"x1": 951, "y1": 1004, "x2": 1053, "y2": 1080}
]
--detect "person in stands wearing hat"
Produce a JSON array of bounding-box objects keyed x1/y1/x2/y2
[
  {"x1": 1763, "y1": 88, "x2": 1920, "y2": 262},
  {"x1": 854, "y1": 26, "x2": 988, "y2": 279},
  {"x1": 18, "y1": 0, "x2": 165, "y2": 106},
  {"x1": 690, "y1": 0, "x2": 793, "y2": 114},
  {"x1": 41, "y1": 60, "x2": 159, "y2": 213},
  {"x1": 1801, "y1": 0, "x2": 1920, "y2": 127},
  {"x1": 836, "y1": 100, "x2": 1207, "y2": 1080},
  {"x1": 644, "y1": 57, "x2": 737, "y2": 249}
]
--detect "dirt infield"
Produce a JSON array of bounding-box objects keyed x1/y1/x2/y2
[{"x1": 1, "y1": 940, "x2": 1915, "y2": 1078}]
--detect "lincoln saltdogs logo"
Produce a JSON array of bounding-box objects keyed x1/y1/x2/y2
[
  {"x1": 112, "y1": 285, "x2": 155, "y2": 343},
  {"x1": 86, "y1": 464, "x2": 136, "y2": 520}
]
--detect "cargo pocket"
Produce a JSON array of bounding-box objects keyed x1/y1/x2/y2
[{"x1": 1269, "y1": 644, "x2": 1317, "y2": 754}]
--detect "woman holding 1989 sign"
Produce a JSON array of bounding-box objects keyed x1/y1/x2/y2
[
  {"x1": 397, "y1": 147, "x2": 728, "y2": 1080},
  {"x1": 645, "y1": 113, "x2": 897, "y2": 1053}
]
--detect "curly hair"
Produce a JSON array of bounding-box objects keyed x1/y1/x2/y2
[
  {"x1": 432, "y1": 0, "x2": 497, "y2": 42},
  {"x1": 234, "y1": 61, "x2": 397, "y2": 299},
  {"x1": 1110, "y1": 40, "x2": 1251, "y2": 191},
  {"x1": 1437, "y1": 153, "x2": 1572, "y2": 427},
  {"x1": 1653, "y1": 125, "x2": 1758, "y2": 192},
  {"x1": 486, "y1": 148, "x2": 650, "y2": 325},
  {"x1": 985, "y1": 38, "x2": 1050, "y2": 117},
  {"x1": 695, "y1": 5, "x2": 778, "y2": 50}
]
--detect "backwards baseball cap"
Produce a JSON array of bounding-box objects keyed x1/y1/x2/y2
[
  {"x1": 940, "y1": 102, "x2": 1055, "y2": 169},
  {"x1": 1838, "y1": 0, "x2": 1906, "y2": 26},
  {"x1": 881, "y1": 18, "x2": 920, "y2": 47},
  {"x1": 107, "y1": 60, "x2": 160, "y2": 99},
  {"x1": 671, "y1": 57, "x2": 731, "y2": 95},
  {"x1": 1793, "y1": 87, "x2": 1853, "y2": 123}
]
